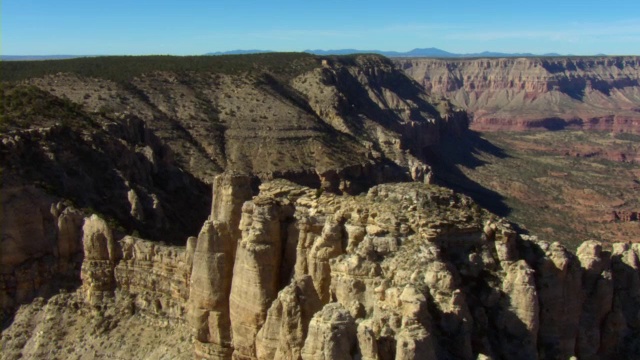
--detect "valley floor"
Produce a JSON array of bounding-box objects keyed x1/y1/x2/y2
[{"x1": 440, "y1": 130, "x2": 640, "y2": 249}]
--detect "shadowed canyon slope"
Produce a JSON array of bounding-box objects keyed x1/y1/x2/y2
[
  {"x1": 2, "y1": 54, "x2": 640, "y2": 360},
  {"x1": 397, "y1": 57, "x2": 640, "y2": 132},
  {"x1": 0, "y1": 54, "x2": 464, "y2": 246}
]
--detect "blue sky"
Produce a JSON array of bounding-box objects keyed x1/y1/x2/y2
[{"x1": 2, "y1": 0, "x2": 640, "y2": 55}]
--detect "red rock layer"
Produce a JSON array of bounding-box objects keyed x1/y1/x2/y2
[{"x1": 396, "y1": 57, "x2": 640, "y2": 133}]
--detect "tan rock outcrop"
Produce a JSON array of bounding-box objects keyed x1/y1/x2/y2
[
  {"x1": 5, "y1": 177, "x2": 640, "y2": 360},
  {"x1": 531, "y1": 241, "x2": 582, "y2": 359},
  {"x1": 576, "y1": 240, "x2": 614, "y2": 359},
  {"x1": 115, "y1": 235, "x2": 192, "y2": 321},
  {"x1": 55, "y1": 205, "x2": 84, "y2": 271},
  {"x1": 128, "y1": 188, "x2": 145, "y2": 221},
  {"x1": 78, "y1": 212, "x2": 193, "y2": 323},
  {"x1": 189, "y1": 221, "x2": 234, "y2": 359},
  {"x1": 255, "y1": 276, "x2": 321, "y2": 360},
  {"x1": 306, "y1": 216, "x2": 345, "y2": 303},
  {"x1": 499, "y1": 260, "x2": 539, "y2": 359},
  {"x1": 188, "y1": 173, "x2": 253, "y2": 359},
  {"x1": 301, "y1": 303, "x2": 357, "y2": 360},
  {"x1": 80, "y1": 215, "x2": 118, "y2": 305},
  {"x1": 229, "y1": 197, "x2": 287, "y2": 359}
]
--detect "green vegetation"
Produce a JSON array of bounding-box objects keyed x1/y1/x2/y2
[
  {"x1": 0, "y1": 53, "x2": 320, "y2": 83},
  {"x1": 0, "y1": 84, "x2": 89, "y2": 130},
  {"x1": 613, "y1": 132, "x2": 640, "y2": 142}
]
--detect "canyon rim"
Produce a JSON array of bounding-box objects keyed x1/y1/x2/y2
[{"x1": 2, "y1": 53, "x2": 640, "y2": 359}]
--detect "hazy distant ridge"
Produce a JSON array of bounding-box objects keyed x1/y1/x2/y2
[
  {"x1": 1, "y1": 48, "x2": 580, "y2": 61},
  {"x1": 207, "y1": 48, "x2": 567, "y2": 57}
]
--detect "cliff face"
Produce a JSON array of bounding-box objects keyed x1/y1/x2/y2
[
  {"x1": 396, "y1": 57, "x2": 640, "y2": 132},
  {"x1": 1, "y1": 55, "x2": 464, "y2": 323},
  {"x1": 3, "y1": 55, "x2": 640, "y2": 360},
  {"x1": 12, "y1": 55, "x2": 464, "y2": 192},
  {"x1": 6, "y1": 174, "x2": 639, "y2": 359},
  {"x1": 1, "y1": 214, "x2": 195, "y2": 359}
]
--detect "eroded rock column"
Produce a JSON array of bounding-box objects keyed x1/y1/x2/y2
[
  {"x1": 229, "y1": 197, "x2": 284, "y2": 359},
  {"x1": 80, "y1": 214, "x2": 118, "y2": 305},
  {"x1": 188, "y1": 173, "x2": 252, "y2": 360}
]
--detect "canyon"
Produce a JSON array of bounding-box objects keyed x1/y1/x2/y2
[
  {"x1": 428, "y1": 130, "x2": 640, "y2": 249},
  {"x1": 1, "y1": 54, "x2": 640, "y2": 359},
  {"x1": 397, "y1": 56, "x2": 640, "y2": 133}
]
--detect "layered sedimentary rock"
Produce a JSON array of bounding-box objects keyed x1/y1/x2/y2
[
  {"x1": 1, "y1": 57, "x2": 468, "y2": 310},
  {"x1": 0, "y1": 54, "x2": 458, "y2": 357},
  {"x1": 2, "y1": 214, "x2": 196, "y2": 359},
  {"x1": 189, "y1": 173, "x2": 253, "y2": 359},
  {"x1": 8, "y1": 55, "x2": 467, "y2": 196},
  {"x1": 0, "y1": 116, "x2": 211, "y2": 245},
  {"x1": 80, "y1": 214, "x2": 193, "y2": 322},
  {"x1": 183, "y1": 175, "x2": 640, "y2": 359},
  {"x1": 397, "y1": 57, "x2": 640, "y2": 132},
  {"x1": 4, "y1": 173, "x2": 640, "y2": 359},
  {"x1": 301, "y1": 303, "x2": 357, "y2": 360}
]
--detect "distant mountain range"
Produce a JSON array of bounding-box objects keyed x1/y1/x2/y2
[
  {"x1": 206, "y1": 48, "x2": 569, "y2": 58},
  {"x1": 2, "y1": 48, "x2": 587, "y2": 61}
]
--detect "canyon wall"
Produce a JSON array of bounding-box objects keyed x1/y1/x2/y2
[
  {"x1": 3, "y1": 54, "x2": 640, "y2": 360},
  {"x1": 14, "y1": 55, "x2": 466, "y2": 192},
  {"x1": 2, "y1": 55, "x2": 465, "y2": 322},
  {"x1": 396, "y1": 57, "x2": 640, "y2": 132},
  {"x1": 6, "y1": 173, "x2": 638, "y2": 359}
]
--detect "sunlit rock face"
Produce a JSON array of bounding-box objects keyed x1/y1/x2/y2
[
  {"x1": 398, "y1": 57, "x2": 640, "y2": 133},
  {"x1": 3, "y1": 173, "x2": 640, "y2": 359},
  {"x1": 182, "y1": 175, "x2": 640, "y2": 359}
]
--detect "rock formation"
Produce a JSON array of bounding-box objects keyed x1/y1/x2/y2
[
  {"x1": 0, "y1": 186, "x2": 84, "y2": 322},
  {"x1": 189, "y1": 173, "x2": 253, "y2": 359},
  {"x1": 397, "y1": 57, "x2": 640, "y2": 133},
  {"x1": 80, "y1": 214, "x2": 193, "y2": 322},
  {"x1": 3, "y1": 172, "x2": 640, "y2": 360},
  {"x1": 3, "y1": 54, "x2": 640, "y2": 360},
  {"x1": 179, "y1": 175, "x2": 640, "y2": 359}
]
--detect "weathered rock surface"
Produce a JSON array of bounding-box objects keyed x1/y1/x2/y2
[
  {"x1": 1, "y1": 56, "x2": 466, "y2": 310},
  {"x1": 301, "y1": 302, "x2": 357, "y2": 360},
  {"x1": 2, "y1": 213, "x2": 195, "y2": 360},
  {"x1": 80, "y1": 215, "x2": 193, "y2": 322},
  {"x1": 183, "y1": 178, "x2": 640, "y2": 359},
  {"x1": 0, "y1": 117, "x2": 211, "y2": 245},
  {"x1": 0, "y1": 186, "x2": 84, "y2": 322},
  {"x1": 189, "y1": 173, "x2": 253, "y2": 359},
  {"x1": 3, "y1": 176, "x2": 640, "y2": 360},
  {"x1": 0, "y1": 292, "x2": 193, "y2": 360},
  {"x1": 397, "y1": 57, "x2": 640, "y2": 133}
]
